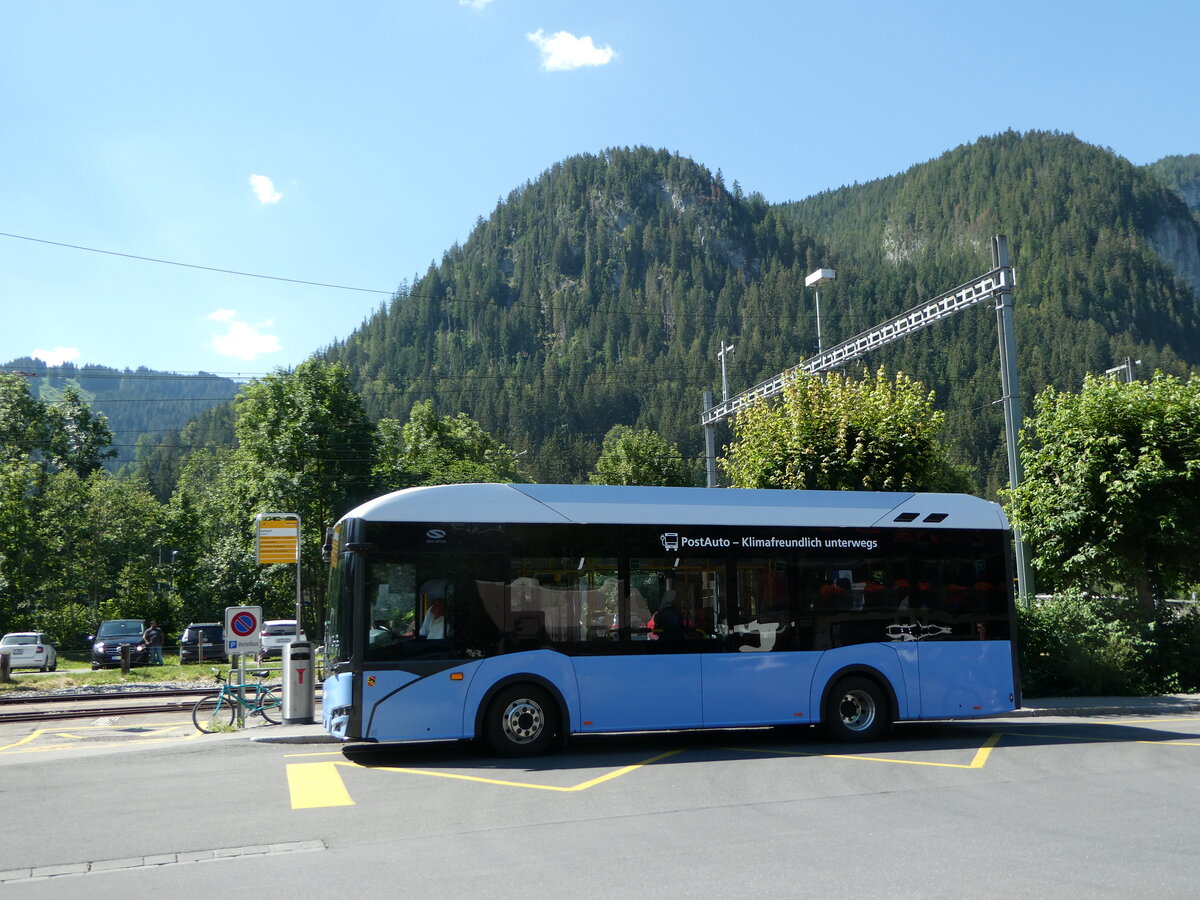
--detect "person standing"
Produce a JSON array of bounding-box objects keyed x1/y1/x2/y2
[{"x1": 144, "y1": 620, "x2": 165, "y2": 665}]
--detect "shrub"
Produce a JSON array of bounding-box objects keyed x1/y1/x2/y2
[{"x1": 1018, "y1": 590, "x2": 1160, "y2": 696}]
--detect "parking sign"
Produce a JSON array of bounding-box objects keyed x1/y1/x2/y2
[{"x1": 225, "y1": 605, "x2": 263, "y2": 657}]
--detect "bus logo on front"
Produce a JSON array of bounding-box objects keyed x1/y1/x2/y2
[{"x1": 660, "y1": 532, "x2": 679, "y2": 551}]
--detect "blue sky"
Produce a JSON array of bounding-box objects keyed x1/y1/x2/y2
[{"x1": 2, "y1": 0, "x2": 1197, "y2": 376}]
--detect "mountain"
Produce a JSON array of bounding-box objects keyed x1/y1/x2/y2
[
  {"x1": 322, "y1": 133, "x2": 1200, "y2": 495},
  {"x1": 1147, "y1": 154, "x2": 1200, "y2": 219},
  {"x1": 778, "y1": 130, "x2": 1200, "y2": 489},
  {"x1": 1, "y1": 358, "x2": 240, "y2": 479}
]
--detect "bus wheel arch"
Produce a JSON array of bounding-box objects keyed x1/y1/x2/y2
[
  {"x1": 820, "y1": 667, "x2": 895, "y2": 743},
  {"x1": 476, "y1": 676, "x2": 568, "y2": 757}
]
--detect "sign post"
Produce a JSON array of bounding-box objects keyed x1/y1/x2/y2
[
  {"x1": 255, "y1": 513, "x2": 302, "y2": 629},
  {"x1": 254, "y1": 512, "x2": 307, "y2": 723},
  {"x1": 225, "y1": 605, "x2": 262, "y2": 727}
]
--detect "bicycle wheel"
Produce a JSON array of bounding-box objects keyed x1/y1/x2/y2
[
  {"x1": 192, "y1": 693, "x2": 236, "y2": 733},
  {"x1": 257, "y1": 688, "x2": 283, "y2": 724}
]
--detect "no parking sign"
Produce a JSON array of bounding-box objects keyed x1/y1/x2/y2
[{"x1": 225, "y1": 605, "x2": 263, "y2": 657}]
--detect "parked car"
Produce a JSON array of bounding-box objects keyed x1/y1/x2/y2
[
  {"x1": 90, "y1": 619, "x2": 149, "y2": 669},
  {"x1": 259, "y1": 619, "x2": 307, "y2": 659},
  {"x1": 0, "y1": 632, "x2": 58, "y2": 671},
  {"x1": 178, "y1": 622, "x2": 228, "y2": 664}
]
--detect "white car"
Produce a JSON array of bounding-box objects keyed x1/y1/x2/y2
[
  {"x1": 0, "y1": 632, "x2": 58, "y2": 671},
  {"x1": 259, "y1": 620, "x2": 307, "y2": 659}
]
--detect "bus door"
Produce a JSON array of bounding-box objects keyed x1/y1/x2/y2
[
  {"x1": 504, "y1": 556, "x2": 704, "y2": 732},
  {"x1": 702, "y1": 558, "x2": 822, "y2": 725},
  {"x1": 571, "y1": 557, "x2": 715, "y2": 732}
]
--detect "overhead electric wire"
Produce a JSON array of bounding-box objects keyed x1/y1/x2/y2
[
  {"x1": 0, "y1": 231, "x2": 394, "y2": 295},
  {"x1": 0, "y1": 229, "x2": 873, "y2": 323}
]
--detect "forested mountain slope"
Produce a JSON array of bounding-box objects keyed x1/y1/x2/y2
[
  {"x1": 778, "y1": 130, "x2": 1200, "y2": 489},
  {"x1": 324, "y1": 133, "x2": 1200, "y2": 495},
  {"x1": 0, "y1": 357, "x2": 239, "y2": 476},
  {"x1": 1148, "y1": 153, "x2": 1200, "y2": 218},
  {"x1": 325, "y1": 147, "x2": 830, "y2": 483}
]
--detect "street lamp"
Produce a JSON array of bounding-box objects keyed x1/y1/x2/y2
[
  {"x1": 805, "y1": 268, "x2": 836, "y2": 356},
  {"x1": 717, "y1": 341, "x2": 734, "y2": 402}
]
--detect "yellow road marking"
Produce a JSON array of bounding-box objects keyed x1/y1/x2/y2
[
  {"x1": 283, "y1": 720, "x2": 1200, "y2": 810},
  {"x1": 286, "y1": 748, "x2": 683, "y2": 808},
  {"x1": 360, "y1": 748, "x2": 684, "y2": 792},
  {"x1": 0, "y1": 730, "x2": 44, "y2": 753},
  {"x1": 284, "y1": 750, "x2": 346, "y2": 758},
  {"x1": 998, "y1": 728, "x2": 1200, "y2": 748},
  {"x1": 288, "y1": 761, "x2": 355, "y2": 809},
  {"x1": 727, "y1": 732, "x2": 1003, "y2": 769},
  {"x1": 0, "y1": 722, "x2": 199, "y2": 755}
]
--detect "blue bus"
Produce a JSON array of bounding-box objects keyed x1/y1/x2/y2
[{"x1": 322, "y1": 484, "x2": 1020, "y2": 755}]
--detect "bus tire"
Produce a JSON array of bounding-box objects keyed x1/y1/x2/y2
[
  {"x1": 824, "y1": 675, "x2": 889, "y2": 743},
  {"x1": 484, "y1": 684, "x2": 557, "y2": 757}
]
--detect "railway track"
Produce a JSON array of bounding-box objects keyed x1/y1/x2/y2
[{"x1": 0, "y1": 688, "x2": 220, "y2": 724}]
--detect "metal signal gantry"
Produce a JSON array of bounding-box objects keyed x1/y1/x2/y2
[
  {"x1": 702, "y1": 263, "x2": 1013, "y2": 427},
  {"x1": 701, "y1": 235, "x2": 1032, "y2": 603}
]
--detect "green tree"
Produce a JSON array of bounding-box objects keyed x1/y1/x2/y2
[
  {"x1": 721, "y1": 368, "x2": 972, "y2": 492},
  {"x1": 0, "y1": 456, "x2": 42, "y2": 634},
  {"x1": 167, "y1": 361, "x2": 376, "y2": 637},
  {"x1": 1006, "y1": 372, "x2": 1200, "y2": 608},
  {"x1": 228, "y1": 359, "x2": 376, "y2": 633},
  {"x1": 374, "y1": 400, "x2": 525, "y2": 489},
  {"x1": 589, "y1": 425, "x2": 696, "y2": 486},
  {"x1": 47, "y1": 387, "x2": 117, "y2": 477},
  {"x1": 0, "y1": 373, "x2": 51, "y2": 465},
  {"x1": 34, "y1": 470, "x2": 165, "y2": 641}
]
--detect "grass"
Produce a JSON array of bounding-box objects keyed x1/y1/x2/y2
[
  {"x1": 0, "y1": 652, "x2": 288, "y2": 693},
  {"x1": 0, "y1": 663, "x2": 223, "y2": 692},
  {"x1": 1, "y1": 648, "x2": 316, "y2": 693}
]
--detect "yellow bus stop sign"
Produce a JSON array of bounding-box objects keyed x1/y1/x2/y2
[{"x1": 256, "y1": 514, "x2": 299, "y2": 564}]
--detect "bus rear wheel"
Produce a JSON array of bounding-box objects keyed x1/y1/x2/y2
[
  {"x1": 824, "y1": 675, "x2": 889, "y2": 742},
  {"x1": 484, "y1": 685, "x2": 557, "y2": 757}
]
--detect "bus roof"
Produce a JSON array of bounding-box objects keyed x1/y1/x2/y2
[{"x1": 342, "y1": 484, "x2": 1008, "y2": 530}]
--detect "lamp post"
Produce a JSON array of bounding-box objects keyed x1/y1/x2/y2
[
  {"x1": 717, "y1": 341, "x2": 734, "y2": 402},
  {"x1": 805, "y1": 268, "x2": 836, "y2": 356}
]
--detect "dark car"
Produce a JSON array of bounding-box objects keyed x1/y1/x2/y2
[
  {"x1": 179, "y1": 622, "x2": 228, "y2": 664},
  {"x1": 90, "y1": 619, "x2": 150, "y2": 669}
]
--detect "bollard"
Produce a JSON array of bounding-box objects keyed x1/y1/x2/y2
[
  {"x1": 120, "y1": 643, "x2": 130, "y2": 674},
  {"x1": 0, "y1": 652, "x2": 10, "y2": 683}
]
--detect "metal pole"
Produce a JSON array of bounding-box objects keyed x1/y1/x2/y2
[
  {"x1": 294, "y1": 515, "x2": 303, "y2": 639},
  {"x1": 718, "y1": 343, "x2": 734, "y2": 402},
  {"x1": 992, "y1": 235, "x2": 1034, "y2": 604},
  {"x1": 237, "y1": 653, "x2": 246, "y2": 727},
  {"x1": 815, "y1": 287, "x2": 823, "y2": 356},
  {"x1": 703, "y1": 390, "x2": 718, "y2": 488}
]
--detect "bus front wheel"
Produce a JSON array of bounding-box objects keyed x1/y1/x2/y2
[
  {"x1": 824, "y1": 675, "x2": 889, "y2": 742},
  {"x1": 484, "y1": 685, "x2": 557, "y2": 757}
]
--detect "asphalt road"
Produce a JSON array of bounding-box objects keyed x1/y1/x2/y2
[{"x1": 3, "y1": 709, "x2": 1199, "y2": 898}]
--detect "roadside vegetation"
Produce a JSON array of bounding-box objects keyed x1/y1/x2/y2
[
  {"x1": 1018, "y1": 592, "x2": 1200, "y2": 696},
  {"x1": 3, "y1": 360, "x2": 1199, "y2": 700},
  {"x1": 0, "y1": 661, "x2": 223, "y2": 693}
]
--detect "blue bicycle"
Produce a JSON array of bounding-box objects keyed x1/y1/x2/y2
[{"x1": 192, "y1": 668, "x2": 282, "y2": 732}]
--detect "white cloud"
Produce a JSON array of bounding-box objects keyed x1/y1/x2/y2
[
  {"x1": 249, "y1": 173, "x2": 282, "y2": 204},
  {"x1": 207, "y1": 309, "x2": 282, "y2": 360},
  {"x1": 527, "y1": 29, "x2": 616, "y2": 71},
  {"x1": 458, "y1": 0, "x2": 492, "y2": 9},
  {"x1": 31, "y1": 346, "x2": 80, "y2": 366}
]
